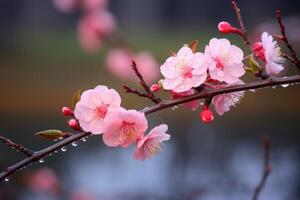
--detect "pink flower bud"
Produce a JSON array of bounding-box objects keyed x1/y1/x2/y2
[
  {"x1": 150, "y1": 84, "x2": 161, "y2": 92},
  {"x1": 62, "y1": 106, "x2": 74, "y2": 116},
  {"x1": 200, "y1": 106, "x2": 214, "y2": 124},
  {"x1": 68, "y1": 119, "x2": 82, "y2": 131},
  {"x1": 252, "y1": 42, "x2": 265, "y2": 61},
  {"x1": 218, "y1": 21, "x2": 234, "y2": 34}
]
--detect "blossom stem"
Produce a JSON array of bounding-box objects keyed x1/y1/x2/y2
[
  {"x1": 1, "y1": 75, "x2": 300, "y2": 181},
  {"x1": 275, "y1": 9, "x2": 300, "y2": 70}
]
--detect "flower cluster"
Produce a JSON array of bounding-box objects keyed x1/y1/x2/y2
[{"x1": 73, "y1": 85, "x2": 170, "y2": 160}]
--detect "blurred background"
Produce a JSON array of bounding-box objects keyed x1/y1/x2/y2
[{"x1": 1, "y1": 0, "x2": 300, "y2": 199}]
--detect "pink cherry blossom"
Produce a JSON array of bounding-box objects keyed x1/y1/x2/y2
[
  {"x1": 78, "y1": 11, "x2": 116, "y2": 53},
  {"x1": 161, "y1": 46, "x2": 207, "y2": 93},
  {"x1": 53, "y1": 0, "x2": 77, "y2": 13},
  {"x1": 204, "y1": 38, "x2": 245, "y2": 84},
  {"x1": 102, "y1": 108, "x2": 148, "y2": 148},
  {"x1": 212, "y1": 81, "x2": 245, "y2": 115},
  {"x1": 106, "y1": 48, "x2": 159, "y2": 84},
  {"x1": 74, "y1": 85, "x2": 121, "y2": 134},
  {"x1": 260, "y1": 32, "x2": 285, "y2": 75},
  {"x1": 134, "y1": 124, "x2": 170, "y2": 161},
  {"x1": 171, "y1": 89, "x2": 199, "y2": 110}
]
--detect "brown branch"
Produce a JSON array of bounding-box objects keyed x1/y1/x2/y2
[
  {"x1": 275, "y1": 9, "x2": 300, "y2": 70},
  {"x1": 252, "y1": 136, "x2": 272, "y2": 200},
  {"x1": 130, "y1": 61, "x2": 161, "y2": 104},
  {"x1": 0, "y1": 136, "x2": 33, "y2": 157},
  {"x1": 231, "y1": 0, "x2": 250, "y2": 45},
  {"x1": 1, "y1": 75, "x2": 300, "y2": 181},
  {"x1": 123, "y1": 85, "x2": 150, "y2": 99}
]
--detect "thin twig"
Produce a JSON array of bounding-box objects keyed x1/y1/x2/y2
[
  {"x1": 1, "y1": 75, "x2": 300, "y2": 181},
  {"x1": 0, "y1": 136, "x2": 33, "y2": 157},
  {"x1": 275, "y1": 9, "x2": 300, "y2": 70},
  {"x1": 231, "y1": 0, "x2": 250, "y2": 45},
  {"x1": 252, "y1": 136, "x2": 272, "y2": 200},
  {"x1": 123, "y1": 85, "x2": 149, "y2": 98},
  {"x1": 130, "y1": 61, "x2": 161, "y2": 104}
]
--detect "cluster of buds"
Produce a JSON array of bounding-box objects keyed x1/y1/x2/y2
[{"x1": 61, "y1": 106, "x2": 82, "y2": 131}]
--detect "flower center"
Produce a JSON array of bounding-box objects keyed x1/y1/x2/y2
[
  {"x1": 214, "y1": 57, "x2": 224, "y2": 69},
  {"x1": 121, "y1": 121, "x2": 137, "y2": 141},
  {"x1": 144, "y1": 139, "x2": 161, "y2": 157},
  {"x1": 95, "y1": 104, "x2": 108, "y2": 119},
  {"x1": 182, "y1": 66, "x2": 193, "y2": 78}
]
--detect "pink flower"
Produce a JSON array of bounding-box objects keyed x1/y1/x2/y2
[
  {"x1": 102, "y1": 108, "x2": 148, "y2": 148},
  {"x1": 74, "y1": 85, "x2": 121, "y2": 134},
  {"x1": 106, "y1": 49, "x2": 159, "y2": 84},
  {"x1": 204, "y1": 38, "x2": 245, "y2": 84},
  {"x1": 134, "y1": 124, "x2": 170, "y2": 161},
  {"x1": 161, "y1": 46, "x2": 207, "y2": 93},
  {"x1": 78, "y1": 11, "x2": 116, "y2": 53},
  {"x1": 254, "y1": 32, "x2": 285, "y2": 75},
  {"x1": 53, "y1": 0, "x2": 77, "y2": 13},
  {"x1": 27, "y1": 168, "x2": 60, "y2": 194},
  {"x1": 171, "y1": 89, "x2": 199, "y2": 110},
  {"x1": 212, "y1": 82, "x2": 245, "y2": 115}
]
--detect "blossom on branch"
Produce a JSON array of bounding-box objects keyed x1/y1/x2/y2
[
  {"x1": 135, "y1": 124, "x2": 170, "y2": 161},
  {"x1": 102, "y1": 108, "x2": 148, "y2": 148},
  {"x1": 212, "y1": 81, "x2": 245, "y2": 115},
  {"x1": 253, "y1": 32, "x2": 285, "y2": 75},
  {"x1": 161, "y1": 46, "x2": 207, "y2": 93},
  {"x1": 74, "y1": 85, "x2": 121, "y2": 134},
  {"x1": 204, "y1": 38, "x2": 245, "y2": 84}
]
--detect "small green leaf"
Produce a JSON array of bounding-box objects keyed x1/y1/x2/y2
[
  {"x1": 189, "y1": 40, "x2": 199, "y2": 53},
  {"x1": 72, "y1": 89, "x2": 82, "y2": 108},
  {"x1": 245, "y1": 56, "x2": 261, "y2": 74},
  {"x1": 35, "y1": 129, "x2": 65, "y2": 140}
]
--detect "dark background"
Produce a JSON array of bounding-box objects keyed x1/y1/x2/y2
[{"x1": 0, "y1": 0, "x2": 300, "y2": 199}]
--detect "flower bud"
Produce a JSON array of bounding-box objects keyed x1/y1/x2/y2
[
  {"x1": 62, "y1": 106, "x2": 74, "y2": 116},
  {"x1": 252, "y1": 42, "x2": 265, "y2": 61},
  {"x1": 200, "y1": 106, "x2": 214, "y2": 123},
  {"x1": 68, "y1": 119, "x2": 82, "y2": 131},
  {"x1": 150, "y1": 84, "x2": 161, "y2": 92},
  {"x1": 218, "y1": 21, "x2": 234, "y2": 34}
]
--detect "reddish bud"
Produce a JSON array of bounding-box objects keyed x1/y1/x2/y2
[
  {"x1": 218, "y1": 21, "x2": 234, "y2": 34},
  {"x1": 150, "y1": 84, "x2": 161, "y2": 92},
  {"x1": 252, "y1": 42, "x2": 265, "y2": 61},
  {"x1": 68, "y1": 119, "x2": 82, "y2": 131},
  {"x1": 200, "y1": 106, "x2": 214, "y2": 124},
  {"x1": 62, "y1": 106, "x2": 74, "y2": 116}
]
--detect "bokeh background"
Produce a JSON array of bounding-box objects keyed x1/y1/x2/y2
[{"x1": 1, "y1": 0, "x2": 300, "y2": 199}]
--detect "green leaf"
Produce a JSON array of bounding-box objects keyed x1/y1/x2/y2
[
  {"x1": 245, "y1": 56, "x2": 261, "y2": 74},
  {"x1": 35, "y1": 129, "x2": 65, "y2": 140},
  {"x1": 189, "y1": 40, "x2": 199, "y2": 53},
  {"x1": 72, "y1": 89, "x2": 82, "y2": 108}
]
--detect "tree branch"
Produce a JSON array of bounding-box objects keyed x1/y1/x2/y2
[
  {"x1": 1, "y1": 75, "x2": 299, "y2": 181},
  {"x1": 275, "y1": 9, "x2": 300, "y2": 70},
  {"x1": 252, "y1": 136, "x2": 272, "y2": 200},
  {"x1": 129, "y1": 61, "x2": 161, "y2": 104},
  {"x1": 0, "y1": 136, "x2": 33, "y2": 157}
]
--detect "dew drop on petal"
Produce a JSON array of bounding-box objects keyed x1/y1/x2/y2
[{"x1": 61, "y1": 147, "x2": 67, "y2": 152}]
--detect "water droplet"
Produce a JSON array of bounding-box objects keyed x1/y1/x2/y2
[
  {"x1": 54, "y1": 150, "x2": 58, "y2": 154},
  {"x1": 61, "y1": 147, "x2": 67, "y2": 152},
  {"x1": 272, "y1": 86, "x2": 276, "y2": 89},
  {"x1": 200, "y1": 102, "x2": 204, "y2": 106},
  {"x1": 281, "y1": 83, "x2": 289, "y2": 88},
  {"x1": 72, "y1": 141, "x2": 78, "y2": 147},
  {"x1": 49, "y1": 153, "x2": 52, "y2": 156},
  {"x1": 39, "y1": 158, "x2": 44, "y2": 163},
  {"x1": 4, "y1": 177, "x2": 9, "y2": 182},
  {"x1": 82, "y1": 137, "x2": 87, "y2": 142},
  {"x1": 58, "y1": 137, "x2": 64, "y2": 140}
]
